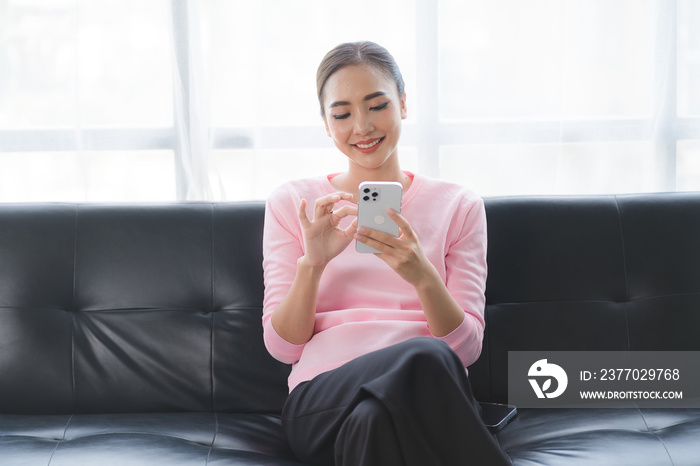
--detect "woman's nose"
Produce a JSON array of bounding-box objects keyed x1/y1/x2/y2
[{"x1": 354, "y1": 113, "x2": 374, "y2": 135}]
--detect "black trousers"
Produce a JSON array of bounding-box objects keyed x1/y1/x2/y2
[{"x1": 282, "y1": 337, "x2": 511, "y2": 466}]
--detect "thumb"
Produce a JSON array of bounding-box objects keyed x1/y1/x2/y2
[
  {"x1": 344, "y1": 217, "x2": 358, "y2": 237},
  {"x1": 298, "y1": 198, "x2": 311, "y2": 228}
]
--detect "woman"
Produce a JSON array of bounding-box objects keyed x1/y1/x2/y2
[{"x1": 262, "y1": 41, "x2": 510, "y2": 466}]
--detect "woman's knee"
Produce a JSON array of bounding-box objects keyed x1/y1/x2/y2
[{"x1": 344, "y1": 396, "x2": 393, "y2": 433}]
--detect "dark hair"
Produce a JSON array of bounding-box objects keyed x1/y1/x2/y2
[{"x1": 316, "y1": 41, "x2": 405, "y2": 116}]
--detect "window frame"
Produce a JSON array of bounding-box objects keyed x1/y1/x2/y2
[{"x1": 1, "y1": 0, "x2": 698, "y2": 200}]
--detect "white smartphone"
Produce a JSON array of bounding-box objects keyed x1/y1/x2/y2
[{"x1": 356, "y1": 181, "x2": 403, "y2": 253}]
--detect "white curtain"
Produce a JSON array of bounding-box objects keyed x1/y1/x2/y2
[
  {"x1": 0, "y1": 0, "x2": 699, "y2": 202},
  {"x1": 171, "y1": 0, "x2": 220, "y2": 200}
]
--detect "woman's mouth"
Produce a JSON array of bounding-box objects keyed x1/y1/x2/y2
[{"x1": 352, "y1": 137, "x2": 384, "y2": 153}]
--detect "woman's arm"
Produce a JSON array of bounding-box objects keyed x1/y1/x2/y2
[
  {"x1": 412, "y1": 265, "x2": 467, "y2": 337},
  {"x1": 270, "y1": 193, "x2": 357, "y2": 345},
  {"x1": 270, "y1": 255, "x2": 325, "y2": 344},
  {"x1": 354, "y1": 209, "x2": 464, "y2": 336}
]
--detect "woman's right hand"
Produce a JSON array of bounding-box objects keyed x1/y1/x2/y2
[{"x1": 298, "y1": 192, "x2": 357, "y2": 268}]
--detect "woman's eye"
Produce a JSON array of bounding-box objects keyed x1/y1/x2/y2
[
  {"x1": 333, "y1": 113, "x2": 350, "y2": 120},
  {"x1": 370, "y1": 102, "x2": 389, "y2": 111}
]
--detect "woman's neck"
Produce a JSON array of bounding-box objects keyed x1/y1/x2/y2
[{"x1": 330, "y1": 165, "x2": 412, "y2": 201}]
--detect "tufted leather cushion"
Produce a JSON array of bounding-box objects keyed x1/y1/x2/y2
[
  {"x1": 0, "y1": 413, "x2": 303, "y2": 465},
  {"x1": 0, "y1": 203, "x2": 290, "y2": 416},
  {"x1": 469, "y1": 193, "x2": 700, "y2": 465}
]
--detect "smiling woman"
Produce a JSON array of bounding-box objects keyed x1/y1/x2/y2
[{"x1": 261, "y1": 41, "x2": 511, "y2": 465}]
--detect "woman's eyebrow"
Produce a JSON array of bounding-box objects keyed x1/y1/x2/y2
[
  {"x1": 329, "y1": 91, "x2": 389, "y2": 109},
  {"x1": 363, "y1": 91, "x2": 388, "y2": 101},
  {"x1": 329, "y1": 100, "x2": 351, "y2": 109}
]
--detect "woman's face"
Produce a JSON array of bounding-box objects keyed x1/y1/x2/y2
[{"x1": 322, "y1": 64, "x2": 407, "y2": 173}]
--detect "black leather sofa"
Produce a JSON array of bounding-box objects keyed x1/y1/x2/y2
[{"x1": 1, "y1": 193, "x2": 699, "y2": 465}]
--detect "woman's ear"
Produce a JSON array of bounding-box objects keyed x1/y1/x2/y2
[{"x1": 400, "y1": 93, "x2": 408, "y2": 119}]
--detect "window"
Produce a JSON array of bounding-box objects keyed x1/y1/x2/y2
[
  {"x1": 0, "y1": 0, "x2": 174, "y2": 201},
  {"x1": 1, "y1": 0, "x2": 699, "y2": 202}
]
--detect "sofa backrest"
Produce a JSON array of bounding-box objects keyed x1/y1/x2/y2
[
  {"x1": 2, "y1": 194, "x2": 699, "y2": 414},
  {"x1": 469, "y1": 193, "x2": 700, "y2": 402},
  {"x1": 0, "y1": 202, "x2": 289, "y2": 415}
]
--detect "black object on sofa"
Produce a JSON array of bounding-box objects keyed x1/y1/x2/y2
[{"x1": 1, "y1": 193, "x2": 699, "y2": 465}]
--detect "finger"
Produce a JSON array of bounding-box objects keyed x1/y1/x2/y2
[
  {"x1": 387, "y1": 209, "x2": 414, "y2": 239},
  {"x1": 313, "y1": 196, "x2": 337, "y2": 220},
  {"x1": 344, "y1": 217, "x2": 359, "y2": 237},
  {"x1": 316, "y1": 192, "x2": 355, "y2": 220},
  {"x1": 317, "y1": 192, "x2": 352, "y2": 206},
  {"x1": 337, "y1": 192, "x2": 354, "y2": 202},
  {"x1": 355, "y1": 231, "x2": 388, "y2": 254},
  {"x1": 357, "y1": 226, "x2": 402, "y2": 250},
  {"x1": 313, "y1": 192, "x2": 349, "y2": 219},
  {"x1": 357, "y1": 226, "x2": 401, "y2": 248},
  {"x1": 330, "y1": 204, "x2": 358, "y2": 219},
  {"x1": 298, "y1": 198, "x2": 312, "y2": 228}
]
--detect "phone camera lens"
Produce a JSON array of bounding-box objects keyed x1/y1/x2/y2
[
  {"x1": 363, "y1": 195, "x2": 370, "y2": 201},
  {"x1": 363, "y1": 188, "x2": 370, "y2": 193},
  {"x1": 371, "y1": 192, "x2": 378, "y2": 197}
]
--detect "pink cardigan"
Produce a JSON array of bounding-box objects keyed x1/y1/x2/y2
[{"x1": 262, "y1": 174, "x2": 488, "y2": 392}]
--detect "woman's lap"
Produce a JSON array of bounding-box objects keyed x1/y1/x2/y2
[{"x1": 282, "y1": 337, "x2": 511, "y2": 466}]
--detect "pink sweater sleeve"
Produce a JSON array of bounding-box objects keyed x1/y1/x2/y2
[
  {"x1": 261, "y1": 187, "x2": 307, "y2": 364},
  {"x1": 432, "y1": 196, "x2": 488, "y2": 367}
]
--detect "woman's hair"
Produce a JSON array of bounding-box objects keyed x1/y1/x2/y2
[{"x1": 316, "y1": 41, "x2": 405, "y2": 116}]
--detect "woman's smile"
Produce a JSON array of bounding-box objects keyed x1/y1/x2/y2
[{"x1": 353, "y1": 137, "x2": 385, "y2": 153}]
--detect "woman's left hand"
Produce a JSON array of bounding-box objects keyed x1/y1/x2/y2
[
  {"x1": 355, "y1": 209, "x2": 437, "y2": 287},
  {"x1": 357, "y1": 208, "x2": 467, "y2": 337}
]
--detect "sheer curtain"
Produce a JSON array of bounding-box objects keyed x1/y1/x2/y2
[
  {"x1": 0, "y1": 0, "x2": 699, "y2": 202},
  {"x1": 437, "y1": 0, "x2": 699, "y2": 195},
  {"x1": 0, "y1": 0, "x2": 177, "y2": 202}
]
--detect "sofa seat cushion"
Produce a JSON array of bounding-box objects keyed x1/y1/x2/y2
[
  {"x1": 0, "y1": 412, "x2": 304, "y2": 465},
  {"x1": 497, "y1": 408, "x2": 700, "y2": 466}
]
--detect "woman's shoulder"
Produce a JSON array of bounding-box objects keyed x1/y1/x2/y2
[
  {"x1": 410, "y1": 176, "x2": 486, "y2": 243},
  {"x1": 268, "y1": 176, "x2": 331, "y2": 204},
  {"x1": 411, "y1": 175, "x2": 483, "y2": 209}
]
